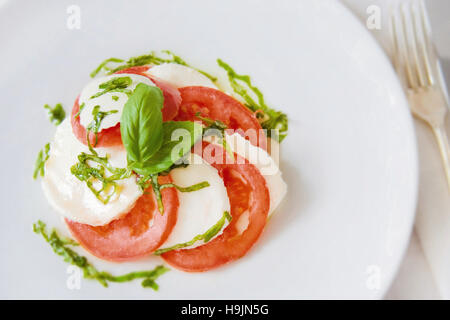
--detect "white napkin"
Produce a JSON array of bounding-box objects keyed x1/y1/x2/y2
[{"x1": 341, "y1": 0, "x2": 450, "y2": 298}]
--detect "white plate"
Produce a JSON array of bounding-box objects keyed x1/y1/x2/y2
[{"x1": 0, "y1": 0, "x2": 417, "y2": 299}]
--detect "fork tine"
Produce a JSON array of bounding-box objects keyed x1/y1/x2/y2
[
  {"x1": 401, "y1": 2, "x2": 427, "y2": 89},
  {"x1": 409, "y1": 2, "x2": 426, "y2": 87},
  {"x1": 417, "y1": 0, "x2": 435, "y2": 86},
  {"x1": 398, "y1": 4, "x2": 417, "y2": 89}
]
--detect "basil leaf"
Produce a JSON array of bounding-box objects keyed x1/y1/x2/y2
[
  {"x1": 120, "y1": 83, "x2": 164, "y2": 172},
  {"x1": 133, "y1": 121, "x2": 202, "y2": 176}
]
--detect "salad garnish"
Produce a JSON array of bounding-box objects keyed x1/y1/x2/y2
[
  {"x1": 71, "y1": 104, "x2": 128, "y2": 204},
  {"x1": 74, "y1": 102, "x2": 85, "y2": 119},
  {"x1": 217, "y1": 59, "x2": 288, "y2": 141},
  {"x1": 86, "y1": 105, "x2": 118, "y2": 147},
  {"x1": 33, "y1": 220, "x2": 169, "y2": 290},
  {"x1": 44, "y1": 103, "x2": 66, "y2": 126},
  {"x1": 90, "y1": 76, "x2": 133, "y2": 99},
  {"x1": 70, "y1": 152, "x2": 132, "y2": 204},
  {"x1": 89, "y1": 57, "x2": 124, "y2": 78},
  {"x1": 154, "y1": 211, "x2": 231, "y2": 255},
  {"x1": 196, "y1": 112, "x2": 235, "y2": 161},
  {"x1": 90, "y1": 50, "x2": 217, "y2": 82},
  {"x1": 33, "y1": 143, "x2": 50, "y2": 179}
]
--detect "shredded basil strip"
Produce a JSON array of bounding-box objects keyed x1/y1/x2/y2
[
  {"x1": 90, "y1": 76, "x2": 132, "y2": 99},
  {"x1": 87, "y1": 105, "x2": 118, "y2": 147},
  {"x1": 217, "y1": 59, "x2": 288, "y2": 142},
  {"x1": 154, "y1": 211, "x2": 231, "y2": 255},
  {"x1": 33, "y1": 221, "x2": 169, "y2": 289},
  {"x1": 44, "y1": 103, "x2": 66, "y2": 125},
  {"x1": 138, "y1": 176, "x2": 210, "y2": 215},
  {"x1": 159, "y1": 181, "x2": 210, "y2": 193},
  {"x1": 33, "y1": 143, "x2": 50, "y2": 179},
  {"x1": 196, "y1": 112, "x2": 234, "y2": 161},
  {"x1": 71, "y1": 152, "x2": 131, "y2": 204},
  {"x1": 74, "y1": 102, "x2": 85, "y2": 119},
  {"x1": 150, "y1": 174, "x2": 164, "y2": 215},
  {"x1": 71, "y1": 106, "x2": 128, "y2": 204},
  {"x1": 90, "y1": 57, "x2": 124, "y2": 78}
]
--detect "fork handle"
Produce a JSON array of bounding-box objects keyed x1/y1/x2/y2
[{"x1": 431, "y1": 124, "x2": 450, "y2": 191}]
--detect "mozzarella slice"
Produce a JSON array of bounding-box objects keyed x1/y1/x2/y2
[
  {"x1": 78, "y1": 73, "x2": 155, "y2": 131},
  {"x1": 41, "y1": 120, "x2": 143, "y2": 226},
  {"x1": 206, "y1": 133, "x2": 287, "y2": 216},
  {"x1": 146, "y1": 63, "x2": 217, "y2": 89},
  {"x1": 158, "y1": 153, "x2": 230, "y2": 251}
]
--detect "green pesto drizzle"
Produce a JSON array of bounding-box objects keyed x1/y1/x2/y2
[
  {"x1": 154, "y1": 211, "x2": 231, "y2": 255},
  {"x1": 111, "y1": 95, "x2": 119, "y2": 101},
  {"x1": 44, "y1": 103, "x2": 66, "y2": 125},
  {"x1": 90, "y1": 57, "x2": 124, "y2": 78},
  {"x1": 33, "y1": 220, "x2": 169, "y2": 289},
  {"x1": 33, "y1": 143, "x2": 50, "y2": 179},
  {"x1": 217, "y1": 59, "x2": 288, "y2": 141}
]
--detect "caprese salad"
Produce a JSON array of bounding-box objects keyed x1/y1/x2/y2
[{"x1": 33, "y1": 51, "x2": 288, "y2": 290}]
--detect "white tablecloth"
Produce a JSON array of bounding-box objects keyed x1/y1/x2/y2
[{"x1": 341, "y1": 0, "x2": 450, "y2": 300}]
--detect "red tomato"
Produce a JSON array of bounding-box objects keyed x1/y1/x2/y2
[
  {"x1": 71, "y1": 66, "x2": 181, "y2": 147},
  {"x1": 66, "y1": 175, "x2": 179, "y2": 262},
  {"x1": 161, "y1": 142, "x2": 270, "y2": 272},
  {"x1": 116, "y1": 66, "x2": 181, "y2": 122},
  {"x1": 175, "y1": 86, "x2": 267, "y2": 150},
  {"x1": 71, "y1": 97, "x2": 122, "y2": 147}
]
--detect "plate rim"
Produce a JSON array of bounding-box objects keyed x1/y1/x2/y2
[{"x1": 334, "y1": 0, "x2": 419, "y2": 299}]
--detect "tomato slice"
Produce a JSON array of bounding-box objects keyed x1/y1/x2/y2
[
  {"x1": 116, "y1": 66, "x2": 181, "y2": 122},
  {"x1": 71, "y1": 67, "x2": 181, "y2": 147},
  {"x1": 66, "y1": 175, "x2": 179, "y2": 262},
  {"x1": 161, "y1": 142, "x2": 270, "y2": 272},
  {"x1": 71, "y1": 96, "x2": 123, "y2": 147},
  {"x1": 174, "y1": 86, "x2": 267, "y2": 150}
]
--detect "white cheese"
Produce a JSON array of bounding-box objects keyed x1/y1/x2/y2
[
  {"x1": 158, "y1": 153, "x2": 230, "y2": 250},
  {"x1": 78, "y1": 73, "x2": 155, "y2": 131},
  {"x1": 206, "y1": 133, "x2": 287, "y2": 216},
  {"x1": 41, "y1": 120, "x2": 143, "y2": 226},
  {"x1": 146, "y1": 63, "x2": 217, "y2": 89}
]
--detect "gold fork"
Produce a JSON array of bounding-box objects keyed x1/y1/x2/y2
[{"x1": 390, "y1": 0, "x2": 450, "y2": 190}]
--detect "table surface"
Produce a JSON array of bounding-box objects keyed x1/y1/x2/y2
[{"x1": 342, "y1": 0, "x2": 450, "y2": 300}]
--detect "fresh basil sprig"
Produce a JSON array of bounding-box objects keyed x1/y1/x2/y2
[
  {"x1": 120, "y1": 83, "x2": 164, "y2": 174},
  {"x1": 120, "y1": 83, "x2": 202, "y2": 176},
  {"x1": 136, "y1": 121, "x2": 203, "y2": 175}
]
